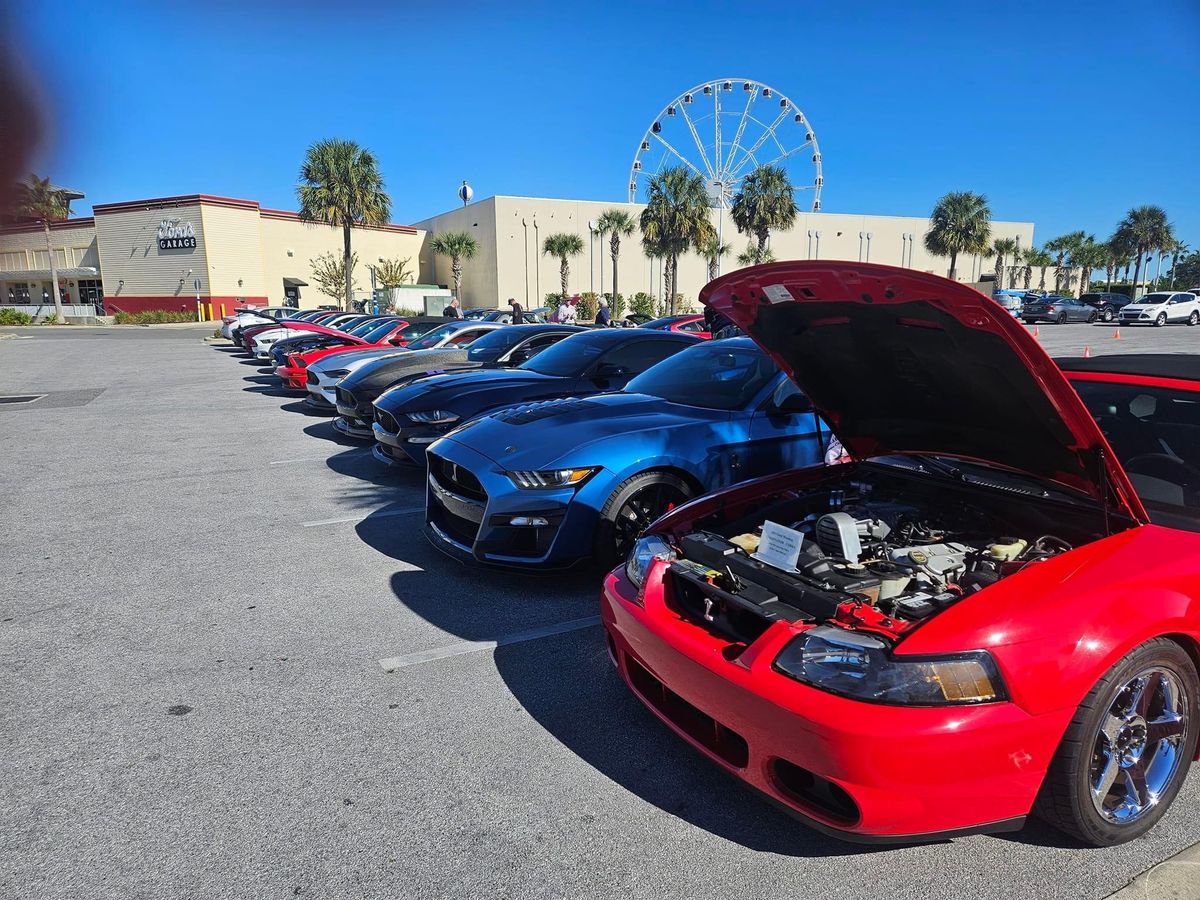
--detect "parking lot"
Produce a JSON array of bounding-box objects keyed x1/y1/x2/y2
[{"x1": 1, "y1": 320, "x2": 1198, "y2": 900}]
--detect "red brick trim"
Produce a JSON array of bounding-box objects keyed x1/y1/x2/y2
[{"x1": 105, "y1": 295, "x2": 269, "y2": 314}]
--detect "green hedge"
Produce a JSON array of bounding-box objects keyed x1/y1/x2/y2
[
  {"x1": 113, "y1": 310, "x2": 197, "y2": 324},
  {"x1": 0, "y1": 308, "x2": 33, "y2": 326}
]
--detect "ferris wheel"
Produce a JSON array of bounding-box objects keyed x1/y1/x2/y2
[{"x1": 628, "y1": 78, "x2": 824, "y2": 210}]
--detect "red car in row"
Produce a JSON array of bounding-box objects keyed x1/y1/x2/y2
[{"x1": 602, "y1": 261, "x2": 1199, "y2": 847}]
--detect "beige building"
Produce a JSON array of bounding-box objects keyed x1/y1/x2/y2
[
  {"x1": 416, "y1": 195, "x2": 1039, "y2": 311},
  {"x1": 0, "y1": 193, "x2": 426, "y2": 318}
]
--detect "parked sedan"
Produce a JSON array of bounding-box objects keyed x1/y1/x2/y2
[
  {"x1": 302, "y1": 320, "x2": 505, "y2": 412},
  {"x1": 602, "y1": 260, "x2": 1199, "y2": 848},
  {"x1": 371, "y1": 328, "x2": 699, "y2": 467},
  {"x1": 1118, "y1": 291, "x2": 1200, "y2": 327},
  {"x1": 1079, "y1": 292, "x2": 1133, "y2": 323},
  {"x1": 270, "y1": 316, "x2": 401, "y2": 372},
  {"x1": 221, "y1": 305, "x2": 300, "y2": 340},
  {"x1": 1021, "y1": 295, "x2": 1098, "y2": 324},
  {"x1": 640, "y1": 314, "x2": 711, "y2": 339},
  {"x1": 332, "y1": 324, "x2": 584, "y2": 439},
  {"x1": 424, "y1": 338, "x2": 828, "y2": 570}
]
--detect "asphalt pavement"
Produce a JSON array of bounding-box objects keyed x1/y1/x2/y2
[{"x1": 1, "y1": 321, "x2": 1198, "y2": 900}]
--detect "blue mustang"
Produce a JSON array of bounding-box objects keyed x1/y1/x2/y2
[{"x1": 424, "y1": 337, "x2": 830, "y2": 570}]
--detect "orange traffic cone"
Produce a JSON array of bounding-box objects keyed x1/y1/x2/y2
[
  {"x1": 1113, "y1": 328, "x2": 1121, "y2": 340},
  {"x1": 1033, "y1": 325, "x2": 1041, "y2": 337},
  {"x1": 1083, "y1": 345, "x2": 1091, "y2": 358}
]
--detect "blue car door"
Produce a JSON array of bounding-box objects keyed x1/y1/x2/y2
[{"x1": 739, "y1": 378, "x2": 828, "y2": 478}]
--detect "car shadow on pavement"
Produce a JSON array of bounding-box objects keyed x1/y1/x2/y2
[
  {"x1": 359, "y1": 503, "x2": 882, "y2": 858},
  {"x1": 325, "y1": 443, "x2": 405, "y2": 486}
]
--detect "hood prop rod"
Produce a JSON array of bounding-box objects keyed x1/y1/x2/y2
[{"x1": 1097, "y1": 446, "x2": 1112, "y2": 536}]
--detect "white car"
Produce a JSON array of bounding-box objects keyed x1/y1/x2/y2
[
  {"x1": 303, "y1": 321, "x2": 505, "y2": 409},
  {"x1": 221, "y1": 306, "x2": 301, "y2": 339},
  {"x1": 1118, "y1": 291, "x2": 1200, "y2": 327}
]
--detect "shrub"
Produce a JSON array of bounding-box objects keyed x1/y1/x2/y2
[
  {"x1": 602, "y1": 292, "x2": 626, "y2": 318},
  {"x1": 545, "y1": 292, "x2": 564, "y2": 307},
  {"x1": 393, "y1": 307, "x2": 423, "y2": 319},
  {"x1": 629, "y1": 292, "x2": 657, "y2": 319},
  {"x1": 577, "y1": 292, "x2": 598, "y2": 321},
  {"x1": 0, "y1": 308, "x2": 33, "y2": 326},
  {"x1": 113, "y1": 310, "x2": 197, "y2": 325}
]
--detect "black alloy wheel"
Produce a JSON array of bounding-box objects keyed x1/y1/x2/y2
[
  {"x1": 1087, "y1": 311, "x2": 1098, "y2": 323},
  {"x1": 1057, "y1": 312, "x2": 1068, "y2": 324},
  {"x1": 595, "y1": 472, "x2": 692, "y2": 568}
]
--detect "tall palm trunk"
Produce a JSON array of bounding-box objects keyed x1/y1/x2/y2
[
  {"x1": 610, "y1": 235, "x2": 621, "y2": 306},
  {"x1": 708, "y1": 256, "x2": 720, "y2": 282},
  {"x1": 342, "y1": 222, "x2": 353, "y2": 311},
  {"x1": 1023, "y1": 265, "x2": 1032, "y2": 290},
  {"x1": 993, "y1": 251, "x2": 1003, "y2": 289},
  {"x1": 44, "y1": 223, "x2": 64, "y2": 324},
  {"x1": 1130, "y1": 248, "x2": 1144, "y2": 298},
  {"x1": 559, "y1": 256, "x2": 569, "y2": 298},
  {"x1": 1039, "y1": 266, "x2": 1048, "y2": 291},
  {"x1": 948, "y1": 249, "x2": 958, "y2": 282},
  {"x1": 452, "y1": 258, "x2": 463, "y2": 302}
]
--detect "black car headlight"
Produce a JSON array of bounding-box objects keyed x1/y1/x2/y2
[
  {"x1": 625, "y1": 534, "x2": 676, "y2": 591},
  {"x1": 774, "y1": 626, "x2": 1007, "y2": 706},
  {"x1": 408, "y1": 409, "x2": 460, "y2": 425}
]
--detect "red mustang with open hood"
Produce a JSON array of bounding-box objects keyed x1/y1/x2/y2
[{"x1": 601, "y1": 261, "x2": 1199, "y2": 846}]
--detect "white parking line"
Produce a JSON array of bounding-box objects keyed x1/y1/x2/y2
[
  {"x1": 270, "y1": 448, "x2": 370, "y2": 466},
  {"x1": 300, "y1": 506, "x2": 424, "y2": 527},
  {"x1": 378, "y1": 616, "x2": 602, "y2": 671}
]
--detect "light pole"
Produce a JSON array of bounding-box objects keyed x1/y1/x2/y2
[
  {"x1": 366, "y1": 263, "x2": 378, "y2": 313},
  {"x1": 1154, "y1": 249, "x2": 1165, "y2": 290},
  {"x1": 865, "y1": 232, "x2": 873, "y2": 263},
  {"x1": 532, "y1": 215, "x2": 540, "y2": 304},
  {"x1": 588, "y1": 220, "x2": 596, "y2": 293}
]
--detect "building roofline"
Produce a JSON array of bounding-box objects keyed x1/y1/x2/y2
[
  {"x1": 0, "y1": 216, "x2": 96, "y2": 236},
  {"x1": 258, "y1": 208, "x2": 419, "y2": 234},
  {"x1": 92, "y1": 193, "x2": 260, "y2": 214}
]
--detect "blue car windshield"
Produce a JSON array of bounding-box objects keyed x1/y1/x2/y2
[
  {"x1": 466, "y1": 327, "x2": 527, "y2": 362},
  {"x1": 407, "y1": 323, "x2": 464, "y2": 349},
  {"x1": 359, "y1": 321, "x2": 398, "y2": 342},
  {"x1": 520, "y1": 335, "x2": 608, "y2": 376},
  {"x1": 626, "y1": 344, "x2": 777, "y2": 410}
]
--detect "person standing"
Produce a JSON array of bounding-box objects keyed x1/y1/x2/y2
[
  {"x1": 443, "y1": 298, "x2": 464, "y2": 319},
  {"x1": 507, "y1": 297, "x2": 523, "y2": 324},
  {"x1": 557, "y1": 296, "x2": 573, "y2": 325},
  {"x1": 595, "y1": 297, "x2": 611, "y2": 326}
]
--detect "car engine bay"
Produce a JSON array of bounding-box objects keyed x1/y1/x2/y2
[{"x1": 663, "y1": 466, "x2": 1106, "y2": 646}]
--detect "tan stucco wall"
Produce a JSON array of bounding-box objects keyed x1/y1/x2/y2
[
  {"x1": 259, "y1": 215, "x2": 426, "y2": 308},
  {"x1": 0, "y1": 221, "x2": 100, "y2": 304},
  {"x1": 200, "y1": 204, "x2": 267, "y2": 299},
  {"x1": 93, "y1": 201, "x2": 211, "y2": 303},
  {"x1": 416, "y1": 196, "x2": 1039, "y2": 311}
]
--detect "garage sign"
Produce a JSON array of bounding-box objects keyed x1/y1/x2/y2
[{"x1": 157, "y1": 219, "x2": 196, "y2": 250}]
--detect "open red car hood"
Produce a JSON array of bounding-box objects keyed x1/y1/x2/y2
[{"x1": 701, "y1": 261, "x2": 1146, "y2": 522}]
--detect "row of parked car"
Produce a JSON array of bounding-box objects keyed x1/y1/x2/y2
[
  {"x1": 221, "y1": 263, "x2": 1200, "y2": 851},
  {"x1": 994, "y1": 288, "x2": 1200, "y2": 326}
]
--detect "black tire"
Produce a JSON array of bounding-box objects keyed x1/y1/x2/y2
[
  {"x1": 1035, "y1": 637, "x2": 1198, "y2": 846},
  {"x1": 1057, "y1": 313, "x2": 1068, "y2": 324},
  {"x1": 1189, "y1": 311, "x2": 1199, "y2": 327},
  {"x1": 1087, "y1": 311, "x2": 1098, "y2": 323},
  {"x1": 1156, "y1": 312, "x2": 1168, "y2": 327},
  {"x1": 594, "y1": 471, "x2": 692, "y2": 569},
  {"x1": 1102, "y1": 308, "x2": 1114, "y2": 322}
]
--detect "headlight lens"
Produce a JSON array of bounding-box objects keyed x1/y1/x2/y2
[
  {"x1": 506, "y1": 467, "x2": 597, "y2": 490},
  {"x1": 625, "y1": 534, "x2": 676, "y2": 590},
  {"x1": 325, "y1": 368, "x2": 350, "y2": 379},
  {"x1": 774, "y1": 626, "x2": 1006, "y2": 706},
  {"x1": 408, "y1": 409, "x2": 460, "y2": 425}
]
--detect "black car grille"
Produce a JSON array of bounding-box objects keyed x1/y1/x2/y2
[
  {"x1": 306, "y1": 370, "x2": 318, "y2": 385},
  {"x1": 374, "y1": 409, "x2": 399, "y2": 433},
  {"x1": 491, "y1": 397, "x2": 600, "y2": 425},
  {"x1": 430, "y1": 455, "x2": 487, "y2": 502},
  {"x1": 336, "y1": 387, "x2": 355, "y2": 407}
]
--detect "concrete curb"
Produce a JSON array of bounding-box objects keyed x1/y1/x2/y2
[{"x1": 1105, "y1": 842, "x2": 1200, "y2": 899}]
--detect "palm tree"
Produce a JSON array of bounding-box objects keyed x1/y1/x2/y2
[
  {"x1": 1164, "y1": 239, "x2": 1189, "y2": 290},
  {"x1": 698, "y1": 236, "x2": 730, "y2": 282},
  {"x1": 1067, "y1": 236, "x2": 1109, "y2": 297},
  {"x1": 640, "y1": 167, "x2": 715, "y2": 314},
  {"x1": 1044, "y1": 232, "x2": 1085, "y2": 293},
  {"x1": 1114, "y1": 206, "x2": 1173, "y2": 298},
  {"x1": 1103, "y1": 232, "x2": 1133, "y2": 291},
  {"x1": 923, "y1": 191, "x2": 992, "y2": 281},
  {"x1": 991, "y1": 238, "x2": 1018, "y2": 292},
  {"x1": 596, "y1": 209, "x2": 636, "y2": 305},
  {"x1": 730, "y1": 164, "x2": 797, "y2": 264},
  {"x1": 1024, "y1": 247, "x2": 1053, "y2": 291},
  {"x1": 297, "y1": 139, "x2": 390, "y2": 310},
  {"x1": 542, "y1": 233, "x2": 584, "y2": 299},
  {"x1": 15, "y1": 175, "x2": 70, "y2": 323},
  {"x1": 429, "y1": 231, "x2": 479, "y2": 305},
  {"x1": 735, "y1": 245, "x2": 775, "y2": 268}
]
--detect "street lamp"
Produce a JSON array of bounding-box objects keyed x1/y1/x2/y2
[{"x1": 588, "y1": 220, "x2": 596, "y2": 294}]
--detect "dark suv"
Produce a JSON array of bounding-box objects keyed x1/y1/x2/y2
[{"x1": 1079, "y1": 292, "x2": 1131, "y2": 322}]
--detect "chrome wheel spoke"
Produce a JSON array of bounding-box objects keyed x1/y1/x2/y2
[
  {"x1": 1146, "y1": 713, "x2": 1185, "y2": 745},
  {"x1": 1123, "y1": 762, "x2": 1150, "y2": 809},
  {"x1": 1091, "y1": 750, "x2": 1121, "y2": 803}
]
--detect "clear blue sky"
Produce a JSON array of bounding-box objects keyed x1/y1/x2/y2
[{"x1": 12, "y1": 0, "x2": 1200, "y2": 250}]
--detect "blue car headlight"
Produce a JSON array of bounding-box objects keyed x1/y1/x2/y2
[
  {"x1": 625, "y1": 534, "x2": 676, "y2": 591},
  {"x1": 774, "y1": 626, "x2": 1006, "y2": 706},
  {"x1": 408, "y1": 409, "x2": 460, "y2": 425},
  {"x1": 506, "y1": 467, "x2": 597, "y2": 490}
]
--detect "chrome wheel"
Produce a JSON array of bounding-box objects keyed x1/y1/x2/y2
[{"x1": 1089, "y1": 667, "x2": 1189, "y2": 825}]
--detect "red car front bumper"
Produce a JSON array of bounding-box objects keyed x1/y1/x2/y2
[
  {"x1": 275, "y1": 364, "x2": 307, "y2": 391},
  {"x1": 600, "y1": 564, "x2": 1074, "y2": 843}
]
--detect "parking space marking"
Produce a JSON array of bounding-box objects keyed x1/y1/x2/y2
[
  {"x1": 300, "y1": 506, "x2": 424, "y2": 527},
  {"x1": 270, "y1": 449, "x2": 370, "y2": 466},
  {"x1": 378, "y1": 616, "x2": 602, "y2": 671}
]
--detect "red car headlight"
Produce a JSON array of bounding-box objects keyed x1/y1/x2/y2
[{"x1": 774, "y1": 626, "x2": 1008, "y2": 706}]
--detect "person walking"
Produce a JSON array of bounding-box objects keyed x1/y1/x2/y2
[
  {"x1": 595, "y1": 297, "x2": 611, "y2": 326},
  {"x1": 507, "y1": 297, "x2": 523, "y2": 324},
  {"x1": 443, "y1": 298, "x2": 464, "y2": 319},
  {"x1": 557, "y1": 296, "x2": 574, "y2": 325}
]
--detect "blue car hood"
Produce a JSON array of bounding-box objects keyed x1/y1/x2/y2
[
  {"x1": 373, "y1": 367, "x2": 564, "y2": 416},
  {"x1": 441, "y1": 392, "x2": 729, "y2": 469}
]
